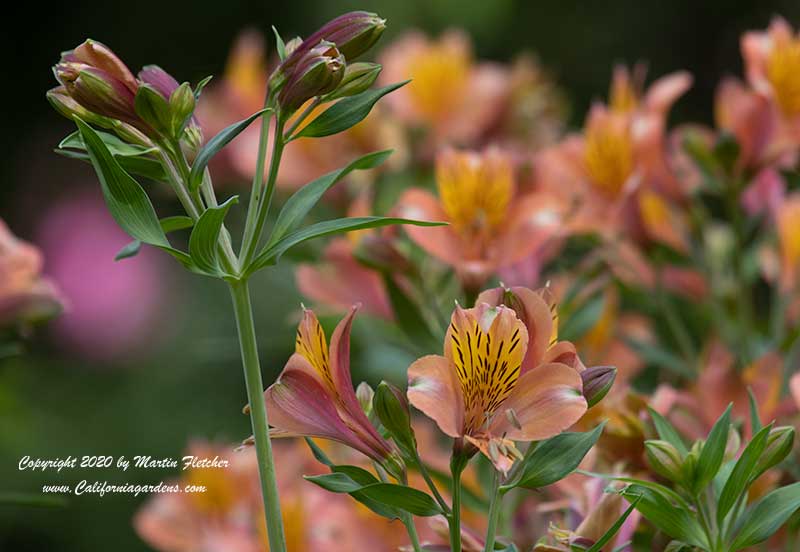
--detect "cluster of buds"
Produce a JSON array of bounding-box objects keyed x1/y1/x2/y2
[
  {"x1": 268, "y1": 11, "x2": 385, "y2": 113},
  {"x1": 49, "y1": 40, "x2": 201, "y2": 149}
]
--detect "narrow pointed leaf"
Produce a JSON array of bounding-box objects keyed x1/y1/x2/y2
[
  {"x1": 294, "y1": 81, "x2": 410, "y2": 139},
  {"x1": 717, "y1": 424, "x2": 772, "y2": 524},
  {"x1": 116, "y1": 216, "x2": 193, "y2": 262},
  {"x1": 622, "y1": 485, "x2": 707, "y2": 548},
  {"x1": 304, "y1": 437, "x2": 333, "y2": 467},
  {"x1": 694, "y1": 404, "x2": 732, "y2": 492},
  {"x1": 730, "y1": 482, "x2": 800, "y2": 550},
  {"x1": 59, "y1": 129, "x2": 157, "y2": 156},
  {"x1": 747, "y1": 387, "x2": 762, "y2": 434},
  {"x1": 75, "y1": 118, "x2": 170, "y2": 248},
  {"x1": 504, "y1": 423, "x2": 605, "y2": 491},
  {"x1": 586, "y1": 495, "x2": 642, "y2": 552},
  {"x1": 304, "y1": 472, "x2": 361, "y2": 493},
  {"x1": 115, "y1": 240, "x2": 142, "y2": 261},
  {"x1": 188, "y1": 196, "x2": 238, "y2": 275},
  {"x1": 194, "y1": 75, "x2": 213, "y2": 100},
  {"x1": 188, "y1": 108, "x2": 271, "y2": 191},
  {"x1": 267, "y1": 150, "x2": 392, "y2": 248},
  {"x1": 648, "y1": 407, "x2": 689, "y2": 456},
  {"x1": 356, "y1": 483, "x2": 442, "y2": 517},
  {"x1": 272, "y1": 26, "x2": 286, "y2": 60},
  {"x1": 249, "y1": 216, "x2": 445, "y2": 272}
]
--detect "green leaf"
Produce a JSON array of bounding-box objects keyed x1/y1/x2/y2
[
  {"x1": 115, "y1": 216, "x2": 193, "y2": 262},
  {"x1": 622, "y1": 485, "x2": 708, "y2": 549},
  {"x1": 75, "y1": 118, "x2": 192, "y2": 267},
  {"x1": 578, "y1": 471, "x2": 692, "y2": 511},
  {"x1": 134, "y1": 84, "x2": 172, "y2": 135},
  {"x1": 305, "y1": 472, "x2": 362, "y2": 493},
  {"x1": 504, "y1": 423, "x2": 605, "y2": 491},
  {"x1": 266, "y1": 150, "x2": 392, "y2": 248},
  {"x1": 383, "y1": 274, "x2": 439, "y2": 351},
  {"x1": 194, "y1": 75, "x2": 213, "y2": 100},
  {"x1": 730, "y1": 482, "x2": 800, "y2": 550},
  {"x1": 304, "y1": 437, "x2": 333, "y2": 467},
  {"x1": 717, "y1": 424, "x2": 772, "y2": 524},
  {"x1": 693, "y1": 404, "x2": 732, "y2": 492},
  {"x1": 59, "y1": 130, "x2": 157, "y2": 157},
  {"x1": 332, "y1": 465, "x2": 401, "y2": 520},
  {"x1": 356, "y1": 483, "x2": 442, "y2": 517},
  {"x1": 55, "y1": 148, "x2": 167, "y2": 181},
  {"x1": 585, "y1": 494, "x2": 642, "y2": 552},
  {"x1": 249, "y1": 216, "x2": 445, "y2": 272},
  {"x1": 188, "y1": 108, "x2": 271, "y2": 192},
  {"x1": 747, "y1": 387, "x2": 762, "y2": 434},
  {"x1": 294, "y1": 81, "x2": 410, "y2": 139},
  {"x1": 648, "y1": 407, "x2": 689, "y2": 457},
  {"x1": 188, "y1": 196, "x2": 238, "y2": 275},
  {"x1": 272, "y1": 26, "x2": 286, "y2": 60}
]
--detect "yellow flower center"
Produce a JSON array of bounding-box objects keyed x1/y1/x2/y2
[
  {"x1": 436, "y1": 151, "x2": 513, "y2": 240},
  {"x1": 295, "y1": 311, "x2": 334, "y2": 391},
  {"x1": 584, "y1": 120, "x2": 634, "y2": 197},
  {"x1": 767, "y1": 36, "x2": 800, "y2": 116},
  {"x1": 185, "y1": 465, "x2": 237, "y2": 514},
  {"x1": 610, "y1": 76, "x2": 637, "y2": 114},
  {"x1": 448, "y1": 307, "x2": 526, "y2": 432},
  {"x1": 406, "y1": 40, "x2": 470, "y2": 121}
]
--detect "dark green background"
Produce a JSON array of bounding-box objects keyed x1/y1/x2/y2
[{"x1": 3, "y1": 1, "x2": 800, "y2": 550}]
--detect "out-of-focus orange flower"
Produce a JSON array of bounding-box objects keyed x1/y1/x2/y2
[
  {"x1": 379, "y1": 30, "x2": 509, "y2": 148},
  {"x1": 742, "y1": 17, "x2": 800, "y2": 121},
  {"x1": 408, "y1": 297, "x2": 587, "y2": 473},
  {"x1": 398, "y1": 148, "x2": 567, "y2": 289},
  {"x1": 197, "y1": 30, "x2": 399, "y2": 190},
  {"x1": 0, "y1": 219, "x2": 62, "y2": 330},
  {"x1": 776, "y1": 193, "x2": 800, "y2": 290},
  {"x1": 135, "y1": 440, "x2": 411, "y2": 552},
  {"x1": 535, "y1": 66, "x2": 692, "y2": 252}
]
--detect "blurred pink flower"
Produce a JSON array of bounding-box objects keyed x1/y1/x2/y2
[
  {"x1": 0, "y1": 219, "x2": 62, "y2": 329},
  {"x1": 36, "y1": 192, "x2": 169, "y2": 360}
]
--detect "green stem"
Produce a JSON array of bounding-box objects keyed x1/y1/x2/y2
[
  {"x1": 241, "y1": 117, "x2": 285, "y2": 268},
  {"x1": 414, "y1": 454, "x2": 450, "y2": 513},
  {"x1": 402, "y1": 513, "x2": 423, "y2": 552},
  {"x1": 228, "y1": 280, "x2": 286, "y2": 552},
  {"x1": 240, "y1": 107, "x2": 274, "y2": 260},
  {"x1": 449, "y1": 454, "x2": 466, "y2": 552},
  {"x1": 483, "y1": 472, "x2": 502, "y2": 552},
  {"x1": 156, "y1": 149, "x2": 201, "y2": 220},
  {"x1": 283, "y1": 97, "x2": 320, "y2": 139}
]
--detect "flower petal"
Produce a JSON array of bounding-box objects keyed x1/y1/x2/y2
[
  {"x1": 264, "y1": 361, "x2": 381, "y2": 460},
  {"x1": 408, "y1": 355, "x2": 464, "y2": 438},
  {"x1": 397, "y1": 188, "x2": 464, "y2": 266},
  {"x1": 493, "y1": 362, "x2": 587, "y2": 441}
]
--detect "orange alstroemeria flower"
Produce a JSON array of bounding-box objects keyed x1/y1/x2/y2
[
  {"x1": 535, "y1": 66, "x2": 692, "y2": 252},
  {"x1": 776, "y1": 192, "x2": 800, "y2": 290},
  {"x1": 407, "y1": 294, "x2": 587, "y2": 473},
  {"x1": 263, "y1": 306, "x2": 398, "y2": 465},
  {"x1": 399, "y1": 148, "x2": 567, "y2": 290}
]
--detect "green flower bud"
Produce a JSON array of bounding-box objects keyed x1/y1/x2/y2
[
  {"x1": 134, "y1": 83, "x2": 172, "y2": 136},
  {"x1": 276, "y1": 41, "x2": 345, "y2": 112},
  {"x1": 645, "y1": 439, "x2": 684, "y2": 482},
  {"x1": 373, "y1": 381, "x2": 416, "y2": 458},
  {"x1": 754, "y1": 426, "x2": 795, "y2": 479},
  {"x1": 323, "y1": 62, "x2": 381, "y2": 100},
  {"x1": 724, "y1": 426, "x2": 741, "y2": 462},
  {"x1": 46, "y1": 86, "x2": 114, "y2": 129}
]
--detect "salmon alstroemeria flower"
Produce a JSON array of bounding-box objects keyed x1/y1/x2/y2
[
  {"x1": 263, "y1": 306, "x2": 398, "y2": 465},
  {"x1": 399, "y1": 148, "x2": 566, "y2": 289},
  {"x1": 379, "y1": 30, "x2": 508, "y2": 148},
  {"x1": 407, "y1": 300, "x2": 586, "y2": 473},
  {"x1": 742, "y1": 17, "x2": 800, "y2": 121},
  {"x1": 776, "y1": 193, "x2": 800, "y2": 290}
]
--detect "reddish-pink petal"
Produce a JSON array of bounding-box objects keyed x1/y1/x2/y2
[
  {"x1": 492, "y1": 362, "x2": 587, "y2": 441},
  {"x1": 396, "y1": 188, "x2": 464, "y2": 266},
  {"x1": 407, "y1": 355, "x2": 465, "y2": 438},
  {"x1": 543, "y1": 341, "x2": 586, "y2": 372}
]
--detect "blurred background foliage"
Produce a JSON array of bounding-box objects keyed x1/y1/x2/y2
[{"x1": 3, "y1": 0, "x2": 800, "y2": 550}]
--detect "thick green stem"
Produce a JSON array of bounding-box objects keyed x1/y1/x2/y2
[
  {"x1": 483, "y1": 473, "x2": 502, "y2": 552},
  {"x1": 414, "y1": 454, "x2": 450, "y2": 513},
  {"x1": 449, "y1": 455, "x2": 466, "y2": 552},
  {"x1": 228, "y1": 280, "x2": 286, "y2": 552},
  {"x1": 240, "y1": 107, "x2": 274, "y2": 260}
]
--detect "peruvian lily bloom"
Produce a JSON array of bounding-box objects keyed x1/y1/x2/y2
[
  {"x1": 742, "y1": 17, "x2": 800, "y2": 125},
  {"x1": 776, "y1": 192, "x2": 800, "y2": 290},
  {"x1": 407, "y1": 301, "x2": 587, "y2": 473},
  {"x1": 379, "y1": 30, "x2": 509, "y2": 149},
  {"x1": 398, "y1": 148, "x2": 567, "y2": 291},
  {"x1": 263, "y1": 305, "x2": 399, "y2": 467}
]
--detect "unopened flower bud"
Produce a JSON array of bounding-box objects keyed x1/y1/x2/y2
[
  {"x1": 681, "y1": 440, "x2": 702, "y2": 487},
  {"x1": 302, "y1": 11, "x2": 386, "y2": 61},
  {"x1": 55, "y1": 64, "x2": 140, "y2": 127},
  {"x1": 325, "y1": 62, "x2": 382, "y2": 100},
  {"x1": 67, "y1": 39, "x2": 138, "y2": 92},
  {"x1": 724, "y1": 426, "x2": 741, "y2": 462},
  {"x1": 46, "y1": 86, "x2": 114, "y2": 128},
  {"x1": 138, "y1": 64, "x2": 180, "y2": 99},
  {"x1": 581, "y1": 365, "x2": 617, "y2": 408},
  {"x1": 134, "y1": 83, "x2": 172, "y2": 136},
  {"x1": 645, "y1": 439, "x2": 684, "y2": 482},
  {"x1": 277, "y1": 41, "x2": 345, "y2": 112},
  {"x1": 356, "y1": 381, "x2": 375, "y2": 416},
  {"x1": 754, "y1": 426, "x2": 795, "y2": 479},
  {"x1": 373, "y1": 381, "x2": 416, "y2": 458}
]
